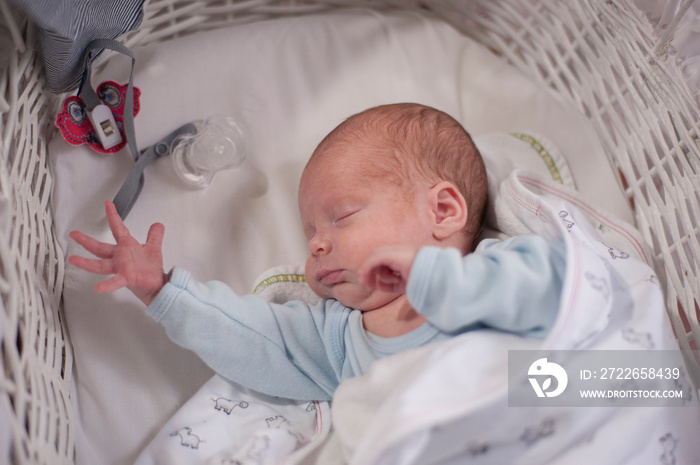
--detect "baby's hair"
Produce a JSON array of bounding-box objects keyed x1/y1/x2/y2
[{"x1": 309, "y1": 103, "x2": 488, "y2": 251}]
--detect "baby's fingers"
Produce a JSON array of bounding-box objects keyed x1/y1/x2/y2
[
  {"x1": 359, "y1": 245, "x2": 417, "y2": 293},
  {"x1": 69, "y1": 230, "x2": 115, "y2": 258},
  {"x1": 105, "y1": 200, "x2": 132, "y2": 244},
  {"x1": 68, "y1": 255, "x2": 116, "y2": 275},
  {"x1": 367, "y1": 265, "x2": 406, "y2": 293},
  {"x1": 95, "y1": 274, "x2": 128, "y2": 293},
  {"x1": 146, "y1": 222, "x2": 165, "y2": 249},
  {"x1": 359, "y1": 260, "x2": 392, "y2": 288}
]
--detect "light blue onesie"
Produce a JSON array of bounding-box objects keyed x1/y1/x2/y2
[{"x1": 147, "y1": 235, "x2": 565, "y2": 401}]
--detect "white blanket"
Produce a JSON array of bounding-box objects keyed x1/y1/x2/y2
[
  {"x1": 134, "y1": 375, "x2": 331, "y2": 465},
  {"x1": 134, "y1": 169, "x2": 700, "y2": 465}
]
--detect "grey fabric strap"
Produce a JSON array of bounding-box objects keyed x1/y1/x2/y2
[
  {"x1": 78, "y1": 39, "x2": 196, "y2": 219},
  {"x1": 112, "y1": 123, "x2": 197, "y2": 219}
]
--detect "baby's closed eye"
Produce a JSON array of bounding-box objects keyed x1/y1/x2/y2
[{"x1": 334, "y1": 209, "x2": 360, "y2": 225}]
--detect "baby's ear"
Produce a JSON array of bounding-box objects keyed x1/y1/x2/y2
[{"x1": 428, "y1": 181, "x2": 468, "y2": 242}]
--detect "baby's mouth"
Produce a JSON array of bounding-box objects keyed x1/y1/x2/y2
[{"x1": 317, "y1": 269, "x2": 345, "y2": 286}]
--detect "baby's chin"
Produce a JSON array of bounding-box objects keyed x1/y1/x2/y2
[
  {"x1": 307, "y1": 279, "x2": 333, "y2": 301},
  {"x1": 335, "y1": 287, "x2": 401, "y2": 312},
  {"x1": 308, "y1": 278, "x2": 400, "y2": 310}
]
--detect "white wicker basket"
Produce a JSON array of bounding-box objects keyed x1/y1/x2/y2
[{"x1": 1, "y1": 0, "x2": 698, "y2": 463}]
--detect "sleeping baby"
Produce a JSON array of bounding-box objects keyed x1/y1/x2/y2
[{"x1": 69, "y1": 102, "x2": 565, "y2": 401}]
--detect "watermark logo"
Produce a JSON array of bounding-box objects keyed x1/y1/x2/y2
[
  {"x1": 528, "y1": 358, "x2": 568, "y2": 398},
  {"x1": 510, "y1": 350, "x2": 691, "y2": 407}
]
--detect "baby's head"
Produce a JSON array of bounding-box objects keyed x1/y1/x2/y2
[{"x1": 299, "y1": 103, "x2": 487, "y2": 310}]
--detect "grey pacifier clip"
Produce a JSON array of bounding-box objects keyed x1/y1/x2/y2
[
  {"x1": 78, "y1": 38, "x2": 197, "y2": 219},
  {"x1": 112, "y1": 123, "x2": 197, "y2": 219},
  {"x1": 78, "y1": 39, "x2": 137, "y2": 156}
]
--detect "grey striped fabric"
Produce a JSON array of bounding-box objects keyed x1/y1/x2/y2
[{"x1": 9, "y1": 0, "x2": 146, "y2": 93}]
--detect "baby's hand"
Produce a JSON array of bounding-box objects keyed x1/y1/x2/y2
[
  {"x1": 68, "y1": 201, "x2": 167, "y2": 306},
  {"x1": 359, "y1": 245, "x2": 418, "y2": 294}
]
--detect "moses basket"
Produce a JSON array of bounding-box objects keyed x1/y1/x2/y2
[{"x1": 1, "y1": 0, "x2": 699, "y2": 463}]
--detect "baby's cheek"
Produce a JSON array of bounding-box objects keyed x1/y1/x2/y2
[{"x1": 304, "y1": 257, "x2": 313, "y2": 278}]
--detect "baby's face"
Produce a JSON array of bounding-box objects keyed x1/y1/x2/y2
[{"x1": 299, "y1": 152, "x2": 434, "y2": 311}]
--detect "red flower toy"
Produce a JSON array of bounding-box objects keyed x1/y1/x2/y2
[{"x1": 55, "y1": 81, "x2": 141, "y2": 154}]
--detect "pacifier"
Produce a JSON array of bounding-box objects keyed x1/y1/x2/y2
[{"x1": 171, "y1": 115, "x2": 247, "y2": 188}]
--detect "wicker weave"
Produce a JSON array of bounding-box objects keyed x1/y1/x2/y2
[
  {"x1": 1, "y1": 2, "x2": 74, "y2": 464},
  {"x1": 0, "y1": 0, "x2": 698, "y2": 463}
]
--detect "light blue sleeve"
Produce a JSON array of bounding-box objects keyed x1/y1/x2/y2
[
  {"x1": 147, "y1": 267, "x2": 352, "y2": 401},
  {"x1": 406, "y1": 235, "x2": 566, "y2": 338}
]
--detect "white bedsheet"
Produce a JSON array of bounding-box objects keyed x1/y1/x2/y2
[{"x1": 48, "y1": 8, "x2": 639, "y2": 464}]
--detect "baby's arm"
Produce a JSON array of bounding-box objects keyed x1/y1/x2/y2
[
  {"x1": 149, "y1": 268, "x2": 345, "y2": 401},
  {"x1": 69, "y1": 201, "x2": 167, "y2": 306},
  {"x1": 407, "y1": 235, "x2": 565, "y2": 337}
]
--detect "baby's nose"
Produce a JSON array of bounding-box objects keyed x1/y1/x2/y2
[{"x1": 309, "y1": 235, "x2": 331, "y2": 256}]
